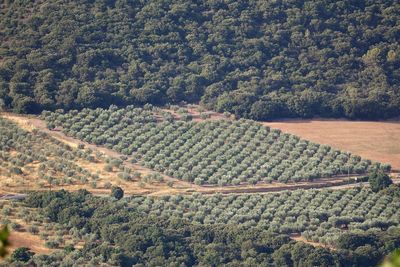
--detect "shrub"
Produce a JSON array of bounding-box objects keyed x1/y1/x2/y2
[
  {"x1": 90, "y1": 181, "x2": 97, "y2": 188},
  {"x1": 194, "y1": 178, "x2": 204, "y2": 185},
  {"x1": 40, "y1": 233, "x2": 49, "y2": 241},
  {"x1": 368, "y1": 171, "x2": 393, "y2": 192},
  {"x1": 10, "y1": 247, "x2": 34, "y2": 262},
  {"x1": 111, "y1": 159, "x2": 123, "y2": 167},
  {"x1": 2, "y1": 207, "x2": 11, "y2": 216},
  {"x1": 10, "y1": 167, "x2": 23, "y2": 175},
  {"x1": 132, "y1": 171, "x2": 141, "y2": 179},
  {"x1": 10, "y1": 222, "x2": 21, "y2": 231},
  {"x1": 45, "y1": 240, "x2": 60, "y2": 249},
  {"x1": 27, "y1": 225, "x2": 39, "y2": 235},
  {"x1": 118, "y1": 172, "x2": 132, "y2": 181},
  {"x1": 111, "y1": 186, "x2": 124, "y2": 200},
  {"x1": 104, "y1": 165, "x2": 113, "y2": 172}
]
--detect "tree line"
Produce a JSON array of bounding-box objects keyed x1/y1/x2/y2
[{"x1": 0, "y1": 0, "x2": 399, "y2": 120}]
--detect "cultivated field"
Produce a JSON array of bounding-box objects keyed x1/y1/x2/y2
[
  {"x1": 1, "y1": 113, "x2": 368, "y2": 196},
  {"x1": 0, "y1": 113, "x2": 199, "y2": 196},
  {"x1": 263, "y1": 119, "x2": 400, "y2": 171},
  {"x1": 41, "y1": 107, "x2": 380, "y2": 186},
  {"x1": 125, "y1": 187, "x2": 400, "y2": 246},
  {"x1": 2, "y1": 107, "x2": 397, "y2": 197}
]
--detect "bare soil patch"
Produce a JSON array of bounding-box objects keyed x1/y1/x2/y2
[
  {"x1": 263, "y1": 119, "x2": 400, "y2": 171},
  {"x1": 290, "y1": 234, "x2": 334, "y2": 250},
  {"x1": 160, "y1": 104, "x2": 229, "y2": 122},
  {"x1": 7, "y1": 230, "x2": 53, "y2": 255}
]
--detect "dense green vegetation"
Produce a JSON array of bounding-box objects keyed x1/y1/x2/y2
[
  {"x1": 42, "y1": 106, "x2": 387, "y2": 185},
  {"x1": 2, "y1": 188, "x2": 398, "y2": 266},
  {"x1": 121, "y1": 186, "x2": 400, "y2": 246},
  {"x1": 0, "y1": 226, "x2": 10, "y2": 258},
  {"x1": 10, "y1": 247, "x2": 34, "y2": 263},
  {"x1": 1, "y1": 0, "x2": 399, "y2": 119},
  {"x1": 111, "y1": 186, "x2": 124, "y2": 200},
  {"x1": 368, "y1": 170, "x2": 393, "y2": 192}
]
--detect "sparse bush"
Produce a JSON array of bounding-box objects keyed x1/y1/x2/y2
[
  {"x1": 27, "y1": 225, "x2": 39, "y2": 235},
  {"x1": 132, "y1": 171, "x2": 141, "y2": 179},
  {"x1": 104, "y1": 182, "x2": 112, "y2": 189},
  {"x1": 45, "y1": 240, "x2": 60, "y2": 249},
  {"x1": 10, "y1": 222, "x2": 21, "y2": 231},
  {"x1": 118, "y1": 172, "x2": 132, "y2": 181},
  {"x1": 90, "y1": 181, "x2": 97, "y2": 188},
  {"x1": 40, "y1": 233, "x2": 49, "y2": 241},
  {"x1": 104, "y1": 165, "x2": 113, "y2": 172},
  {"x1": 9, "y1": 167, "x2": 23, "y2": 175},
  {"x1": 2, "y1": 207, "x2": 11, "y2": 216}
]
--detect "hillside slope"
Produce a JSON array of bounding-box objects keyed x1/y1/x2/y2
[{"x1": 0, "y1": 0, "x2": 399, "y2": 119}]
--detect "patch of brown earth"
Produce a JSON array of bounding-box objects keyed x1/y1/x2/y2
[{"x1": 263, "y1": 119, "x2": 400, "y2": 171}]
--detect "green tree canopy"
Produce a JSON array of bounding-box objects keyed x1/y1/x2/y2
[
  {"x1": 10, "y1": 247, "x2": 35, "y2": 262},
  {"x1": 0, "y1": 226, "x2": 10, "y2": 258},
  {"x1": 369, "y1": 171, "x2": 393, "y2": 193},
  {"x1": 111, "y1": 186, "x2": 124, "y2": 200},
  {"x1": 0, "y1": 0, "x2": 399, "y2": 120}
]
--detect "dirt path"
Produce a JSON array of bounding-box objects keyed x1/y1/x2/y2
[
  {"x1": 3, "y1": 112, "x2": 395, "y2": 195},
  {"x1": 160, "y1": 105, "x2": 228, "y2": 122},
  {"x1": 290, "y1": 234, "x2": 335, "y2": 250}
]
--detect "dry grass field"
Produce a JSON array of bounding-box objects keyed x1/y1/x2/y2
[
  {"x1": 0, "y1": 230, "x2": 51, "y2": 264},
  {"x1": 263, "y1": 119, "x2": 400, "y2": 171},
  {"x1": 0, "y1": 201, "x2": 54, "y2": 261},
  {"x1": 7, "y1": 230, "x2": 52, "y2": 255}
]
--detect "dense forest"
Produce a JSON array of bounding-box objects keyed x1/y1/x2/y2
[
  {"x1": 4, "y1": 188, "x2": 398, "y2": 266},
  {"x1": 1, "y1": 0, "x2": 399, "y2": 119}
]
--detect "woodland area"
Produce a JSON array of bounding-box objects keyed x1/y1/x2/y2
[
  {"x1": 1, "y1": 0, "x2": 399, "y2": 119},
  {"x1": 1, "y1": 188, "x2": 398, "y2": 266}
]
